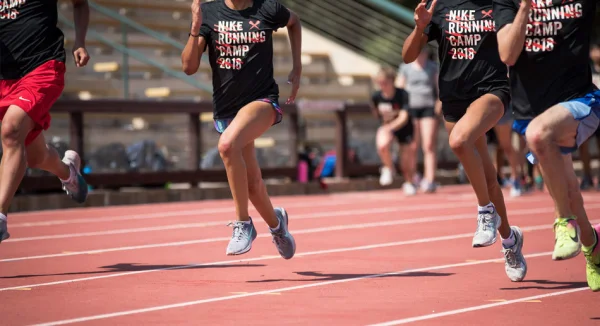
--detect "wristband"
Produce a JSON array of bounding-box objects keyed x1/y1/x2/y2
[{"x1": 189, "y1": 32, "x2": 200, "y2": 38}]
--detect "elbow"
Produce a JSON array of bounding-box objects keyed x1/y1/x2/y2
[
  {"x1": 499, "y1": 52, "x2": 517, "y2": 67},
  {"x1": 183, "y1": 66, "x2": 196, "y2": 76},
  {"x1": 402, "y1": 54, "x2": 415, "y2": 64},
  {"x1": 181, "y1": 62, "x2": 197, "y2": 76}
]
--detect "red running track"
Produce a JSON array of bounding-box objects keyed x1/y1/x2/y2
[{"x1": 0, "y1": 185, "x2": 599, "y2": 325}]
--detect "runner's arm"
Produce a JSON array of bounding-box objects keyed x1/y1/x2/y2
[
  {"x1": 402, "y1": 28, "x2": 429, "y2": 64},
  {"x1": 286, "y1": 11, "x2": 302, "y2": 74},
  {"x1": 495, "y1": 0, "x2": 531, "y2": 66},
  {"x1": 182, "y1": 33, "x2": 207, "y2": 75},
  {"x1": 71, "y1": 0, "x2": 89, "y2": 48}
]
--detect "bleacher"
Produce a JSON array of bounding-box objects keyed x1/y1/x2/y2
[{"x1": 57, "y1": 0, "x2": 377, "y2": 102}]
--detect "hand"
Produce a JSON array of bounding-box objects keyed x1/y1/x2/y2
[
  {"x1": 191, "y1": 0, "x2": 202, "y2": 30},
  {"x1": 72, "y1": 46, "x2": 90, "y2": 67},
  {"x1": 414, "y1": 0, "x2": 437, "y2": 31},
  {"x1": 286, "y1": 66, "x2": 301, "y2": 104}
]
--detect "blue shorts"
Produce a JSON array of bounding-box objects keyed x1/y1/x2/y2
[
  {"x1": 213, "y1": 98, "x2": 283, "y2": 134},
  {"x1": 513, "y1": 89, "x2": 600, "y2": 164}
]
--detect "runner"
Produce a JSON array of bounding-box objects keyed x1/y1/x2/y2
[
  {"x1": 396, "y1": 48, "x2": 440, "y2": 193},
  {"x1": 181, "y1": 0, "x2": 300, "y2": 258},
  {"x1": 402, "y1": 0, "x2": 527, "y2": 281},
  {"x1": 494, "y1": 0, "x2": 600, "y2": 290},
  {"x1": 372, "y1": 67, "x2": 417, "y2": 195},
  {"x1": 0, "y1": 0, "x2": 91, "y2": 243},
  {"x1": 577, "y1": 42, "x2": 600, "y2": 191}
]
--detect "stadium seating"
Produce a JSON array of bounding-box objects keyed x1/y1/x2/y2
[{"x1": 57, "y1": 0, "x2": 375, "y2": 102}]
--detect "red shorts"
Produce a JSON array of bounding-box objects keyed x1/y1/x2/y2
[{"x1": 0, "y1": 60, "x2": 65, "y2": 146}]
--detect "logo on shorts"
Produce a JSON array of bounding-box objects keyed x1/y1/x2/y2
[{"x1": 18, "y1": 97, "x2": 31, "y2": 102}]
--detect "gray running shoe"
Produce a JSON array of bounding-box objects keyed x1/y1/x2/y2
[
  {"x1": 226, "y1": 218, "x2": 257, "y2": 256},
  {"x1": 61, "y1": 150, "x2": 88, "y2": 204},
  {"x1": 0, "y1": 219, "x2": 9, "y2": 243},
  {"x1": 502, "y1": 226, "x2": 527, "y2": 282},
  {"x1": 472, "y1": 206, "x2": 501, "y2": 247},
  {"x1": 271, "y1": 207, "x2": 296, "y2": 259}
]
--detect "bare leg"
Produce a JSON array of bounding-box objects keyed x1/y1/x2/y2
[
  {"x1": 579, "y1": 140, "x2": 593, "y2": 181},
  {"x1": 420, "y1": 117, "x2": 438, "y2": 184},
  {"x1": 399, "y1": 142, "x2": 416, "y2": 184},
  {"x1": 474, "y1": 135, "x2": 511, "y2": 239},
  {"x1": 242, "y1": 142, "x2": 278, "y2": 227},
  {"x1": 526, "y1": 104, "x2": 595, "y2": 247},
  {"x1": 218, "y1": 101, "x2": 278, "y2": 228},
  {"x1": 445, "y1": 94, "x2": 504, "y2": 207},
  {"x1": 376, "y1": 126, "x2": 396, "y2": 172},
  {"x1": 0, "y1": 105, "x2": 35, "y2": 214},
  {"x1": 26, "y1": 132, "x2": 70, "y2": 180}
]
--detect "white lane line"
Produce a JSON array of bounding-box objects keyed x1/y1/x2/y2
[
  {"x1": 0, "y1": 220, "x2": 583, "y2": 292},
  {"x1": 30, "y1": 251, "x2": 563, "y2": 326},
  {"x1": 5, "y1": 198, "x2": 573, "y2": 243},
  {"x1": 367, "y1": 287, "x2": 588, "y2": 325},
  {"x1": 10, "y1": 195, "x2": 552, "y2": 228},
  {"x1": 5, "y1": 206, "x2": 595, "y2": 262}
]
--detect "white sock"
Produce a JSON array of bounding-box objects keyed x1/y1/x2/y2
[
  {"x1": 270, "y1": 221, "x2": 281, "y2": 232},
  {"x1": 502, "y1": 229, "x2": 516, "y2": 248},
  {"x1": 478, "y1": 202, "x2": 495, "y2": 214},
  {"x1": 241, "y1": 219, "x2": 252, "y2": 225},
  {"x1": 0, "y1": 213, "x2": 7, "y2": 222}
]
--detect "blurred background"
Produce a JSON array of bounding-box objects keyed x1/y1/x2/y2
[{"x1": 17, "y1": 0, "x2": 600, "y2": 197}]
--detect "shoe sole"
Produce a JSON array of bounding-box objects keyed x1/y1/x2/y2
[
  {"x1": 0, "y1": 232, "x2": 10, "y2": 243},
  {"x1": 277, "y1": 207, "x2": 296, "y2": 260},
  {"x1": 552, "y1": 247, "x2": 582, "y2": 261},
  {"x1": 226, "y1": 226, "x2": 258, "y2": 256},
  {"x1": 509, "y1": 226, "x2": 527, "y2": 282}
]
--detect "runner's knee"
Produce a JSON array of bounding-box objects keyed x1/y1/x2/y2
[
  {"x1": 448, "y1": 129, "x2": 471, "y2": 155},
  {"x1": 525, "y1": 121, "x2": 551, "y2": 154},
  {"x1": 1, "y1": 119, "x2": 27, "y2": 148},
  {"x1": 217, "y1": 135, "x2": 241, "y2": 160}
]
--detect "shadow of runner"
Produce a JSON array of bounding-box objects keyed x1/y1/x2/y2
[
  {"x1": 1, "y1": 263, "x2": 266, "y2": 279},
  {"x1": 499, "y1": 279, "x2": 588, "y2": 290},
  {"x1": 247, "y1": 270, "x2": 454, "y2": 283}
]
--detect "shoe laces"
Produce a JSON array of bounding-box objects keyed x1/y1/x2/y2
[
  {"x1": 271, "y1": 228, "x2": 287, "y2": 246},
  {"x1": 502, "y1": 247, "x2": 518, "y2": 268},
  {"x1": 476, "y1": 212, "x2": 494, "y2": 232},
  {"x1": 227, "y1": 221, "x2": 247, "y2": 241},
  {"x1": 553, "y1": 219, "x2": 574, "y2": 244}
]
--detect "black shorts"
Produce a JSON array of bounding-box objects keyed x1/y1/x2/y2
[
  {"x1": 407, "y1": 107, "x2": 435, "y2": 119},
  {"x1": 393, "y1": 123, "x2": 414, "y2": 145},
  {"x1": 442, "y1": 87, "x2": 511, "y2": 123}
]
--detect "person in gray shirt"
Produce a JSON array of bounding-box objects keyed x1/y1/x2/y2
[{"x1": 396, "y1": 48, "x2": 440, "y2": 193}]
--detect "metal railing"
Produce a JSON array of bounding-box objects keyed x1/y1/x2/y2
[
  {"x1": 59, "y1": 0, "x2": 212, "y2": 98},
  {"x1": 280, "y1": 0, "x2": 414, "y2": 67}
]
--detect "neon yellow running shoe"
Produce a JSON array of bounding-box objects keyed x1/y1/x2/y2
[
  {"x1": 552, "y1": 217, "x2": 581, "y2": 260},
  {"x1": 583, "y1": 224, "x2": 600, "y2": 292}
]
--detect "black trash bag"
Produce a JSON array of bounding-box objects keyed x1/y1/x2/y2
[
  {"x1": 126, "y1": 140, "x2": 168, "y2": 172},
  {"x1": 85, "y1": 143, "x2": 130, "y2": 173}
]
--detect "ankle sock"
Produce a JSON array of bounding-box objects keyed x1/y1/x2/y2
[
  {"x1": 478, "y1": 202, "x2": 495, "y2": 214},
  {"x1": 0, "y1": 213, "x2": 6, "y2": 222},
  {"x1": 270, "y1": 221, "x2": 281, "y2": 232},
  {"x1": 501, "y1": 229, "x2": 516, "y2": 248}
]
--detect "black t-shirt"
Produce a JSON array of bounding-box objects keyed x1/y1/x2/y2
[
  {"x1": 424, "y1": 0, "x2": 509, "y2": 103},
  {"x1": 494, "y1": 0, "x2": 598, "y2": 119},
  {"x1": 199, "y1": 0, "x2": 290, "y2": 119},
  {"x1": 0, "y1": 0, "x2": 65, "y2": 80},
  {"x1": 371, "y1": 88, "x2": 411, "y2": 126}
]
